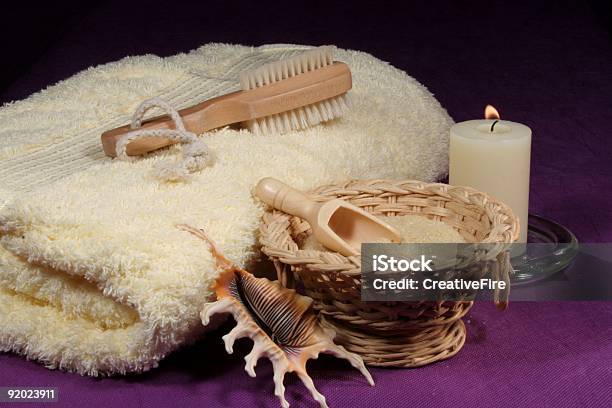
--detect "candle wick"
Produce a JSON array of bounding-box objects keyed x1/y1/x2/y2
[{"x1": 490, "y1": 120, "x2": 499, "y2": 132}]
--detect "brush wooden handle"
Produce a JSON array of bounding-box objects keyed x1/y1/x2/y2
[
  {"x1": 255, "y1": 178, "x2": 318, "y2": 221},
  {"x1": 101, "y1": 91, "x2": 249, "y2": 157},
  {"x1": 101, "y1": 62, "x2": 352, "y2": 157}
]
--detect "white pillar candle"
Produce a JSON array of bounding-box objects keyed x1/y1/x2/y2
[{"x1": 449, "y1": 106, "x2": 531, "y2": 243}]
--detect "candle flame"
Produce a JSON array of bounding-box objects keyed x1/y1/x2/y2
[{"x1": 484, "y1": 105, "x2": 500, "y2": 120}]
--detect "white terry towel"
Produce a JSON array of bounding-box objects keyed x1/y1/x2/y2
[{"x1": 0, "y1": 44, "x2": 453, "y2": 376}]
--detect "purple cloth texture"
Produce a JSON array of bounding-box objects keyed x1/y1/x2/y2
[{"x1": 1, "y1": 1, "x2": 611, "y2": 407}]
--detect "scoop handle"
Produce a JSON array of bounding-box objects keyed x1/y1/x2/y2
[{"x1": 255, "y1": 178, "x2": 317, "y2": 221}]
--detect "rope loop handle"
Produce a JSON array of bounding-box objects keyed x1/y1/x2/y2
[{"x1": 116, "y1": 97, "x2": 211, "y2": 182}]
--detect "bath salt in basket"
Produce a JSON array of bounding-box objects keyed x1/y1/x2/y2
[{"x1": 259, "y1": 179, "x2": 518, "y2": 367}]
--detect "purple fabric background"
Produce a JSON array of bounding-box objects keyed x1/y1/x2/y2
[{"x1": 1, "y1": 1, "x2": 611, "y2": 407}]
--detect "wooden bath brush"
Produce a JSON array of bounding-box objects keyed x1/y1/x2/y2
[
  {"x1": 177, "y1": 225, "x2": 373, "y2": 408},
  {"x1": 101, "y1": 46, "x2": 352, "y2": 157},
  {"x1": 255, "y1": 178, "x2": 401, "y2": 256}
]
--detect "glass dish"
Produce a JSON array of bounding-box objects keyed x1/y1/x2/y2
[{"x1": 510, "y1": 214, "x2": 579, "y2": 285}]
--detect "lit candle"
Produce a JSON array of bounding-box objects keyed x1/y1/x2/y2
[{"x1": 449, "y1": 105, "x2": 531, "y2": 243}]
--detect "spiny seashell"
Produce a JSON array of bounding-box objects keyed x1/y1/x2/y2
[{"x1": 178, "y1": 224, "x2": 374, "y2": 408}]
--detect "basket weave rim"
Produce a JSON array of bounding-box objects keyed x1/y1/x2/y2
[{"x1": 259, "y1": 179, "x2": 519, "y2": 273}]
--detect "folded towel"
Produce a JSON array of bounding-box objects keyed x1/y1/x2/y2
[{"x1": 0, "y1": 43, "x2": 453, "y2": 376}]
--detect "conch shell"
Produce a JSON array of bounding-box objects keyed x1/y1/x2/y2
[{"x1": 178, "y1": 225, "x2": 373, "y2": 408}]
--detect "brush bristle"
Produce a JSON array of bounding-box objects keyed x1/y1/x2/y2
[
  {"x1": 239, "y1": 46, "x2": 349, "y2": 135},
  {"x1": 240, "y1": 46, "x2": 334, "y2": 90},
  {"x1": 246, "y1": 94, "x2": 350, "y2": 135}
]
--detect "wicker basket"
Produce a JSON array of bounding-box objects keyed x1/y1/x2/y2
[{"x1": 259, "y1": 179, "x2": 518, "y2": 367}]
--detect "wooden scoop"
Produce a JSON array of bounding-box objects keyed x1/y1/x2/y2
[{"x1": 255, "y1": 178, "x2": 401, "y2": 256}]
